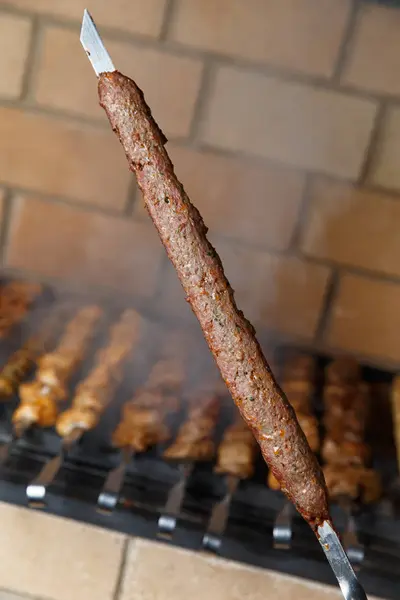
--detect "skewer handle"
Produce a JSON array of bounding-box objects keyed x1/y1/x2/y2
[
  {"x1": 97, "y1": 447, "x2": 134, "y2": 513},
  {"x1": 26, "y1": 429, "x2": 82, "y2": 506},
  {"x1": 318, "y1": 521, "x2": 368, "y2": 600},
  {"x1": 157, "y1": 463, "x2": 192, "y2": 537},
  {"x1": 273, "y1": 500, "x2": 293, "y2": 550},
  {"x1": 202, "y1": 475, "x2": 239, "y2": 553}
]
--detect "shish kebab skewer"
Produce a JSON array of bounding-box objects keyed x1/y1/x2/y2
[
  {"x1": 98, "y1": 332, "x2": 187, "y2": 513},
  {"x1": 158, "y1": 380, "x2": 221, "y2": 537},
  {"x1": 80, "y1": 12, "x2": 367, "y2": 600},
  {"x1": 14, "y1": 305, "x2": 102, "y2": 434},
  {"x1": 202, "y1": 409, "x2": 258, "y2": 552}
]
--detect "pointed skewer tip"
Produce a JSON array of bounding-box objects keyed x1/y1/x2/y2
[{"x1": 80, "y1": 9, "x2": 115, "y2": 77}]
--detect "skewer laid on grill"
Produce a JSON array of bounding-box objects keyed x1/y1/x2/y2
[
  {"x1": 14, "y1": 305, "x2": 102, "y2": 436},
  {"x1": 80, "y1": 12, "x2": 368, "y2": 599},
  {"x1": 202, "y1": 410, "x2": 258, "y2": 552},
  {"x1": 158, "y1": 383, "x2": 221, "y2": 537},
  {"x1": 26, "y1": 309, "x2": 142, "y2": 505},
  {"x1": 97, "y1": 332, "x2": 187, "y2": 513},
  {"x1": 268, "y1": 353, "x2": 319, "y2": 550},
  {"x1": 0, "y1": 304, "x2": 71, "y2": 464},
  {"x1": 322, "y1": 359, "x2": 381, "y2": 568}
]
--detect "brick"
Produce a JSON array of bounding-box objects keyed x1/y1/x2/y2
[
  {"x1": 2, "y1": 0, "x2": 167, "y2": 37},
  {"x1": 0, "y1": 501, "x2": 125, "y2": 600},
  {"x1": 122, "y1": 539, "x2": 359, "y2": 600},
  {"x1": 135, "y1": 144, "x2": 305, "y2": 250},
  {"x1": 301, "y1": 178, "x2": 400, "y2": 278},
  {"x1": 0, "y1": 13, "x2": 31, "y2": 99},
  {"x1": 6, "y1": 195, "x2": 164, "y2": 296},
  {"x1": 0, "y1": 189, "x2": 4, "y2": 227},
  {"x1": 0, "y1": 107, "x2": 131, "y2": 209},
  {"x1": 342, "y1": 5, "x2": 400, "y2": 96},
  {"x1": 158, "y1": 239, "x2": 330, "y2": 339},
  {"x1": 326, "y1": 274, "x2": 400, "y2": 364},
  {"x1": 35, "y1": 26, "x2": 203, "y2": 138},
  {"x1": 170, "y1": 0, "x2": 351, "y2": 77},
  {"x1": 201, "y1": 66, "x2": 377, "y2": 179},
  {"x1": 369, "y1": 106, "x2": 400, "y2": 191}
]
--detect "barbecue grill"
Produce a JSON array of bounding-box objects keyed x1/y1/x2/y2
[{"x1": 0, "y1": 276, "x2": 399, "y2": 600}]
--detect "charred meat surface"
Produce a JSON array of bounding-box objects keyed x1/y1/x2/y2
[{"x1": 97, "y1": 71, "x2": 330, "y2": 530}]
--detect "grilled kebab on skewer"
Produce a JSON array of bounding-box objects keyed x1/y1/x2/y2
[
  {"x1": 0, "y1": 305, "x2": 69, "y2": 399},
  {"x1": 81, "y1": 16, "x2": 371, "y2": 598},
  {"x1": 56, "y1": 309, "x2": 141, "y2": 438},
  {"x1": 98, "y1": 332, "x2": 188, "y2": 512},
  {"x1": 322, "y1": 359, "x2": 381, "y2": 506},
  {"x1": 12, "y1": 305, "x2": 102, "y2": 433},
  {"x1": 202, "y1": 409, "x2": 258, "y2": 551}
]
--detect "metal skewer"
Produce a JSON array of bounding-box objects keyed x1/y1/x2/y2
[
  {"x1": 157, "y1": 462, "x2": 193, "y2": 537},
  {"x1": 338, "y1": 496, "x2": 365, "y2": 568},
  {"x1": 273, "y1": 499, "x2": 294, "y2": 550},
  {"x1": 202, "y1": 474, "x2": 239, "y2": 553},
  {"x1": 26, "y1": 427, "x2": 83, "y2": 506},
  {"x1": 318, "y1": 521, "x2": 368, "y2": 600},
  {"x1": 97, "y1": 446, "x2": 134, "y2": 513},
  {"x1": 80, "y1": 13, "x2": 369, "y2": 599},
  {"x1": 0, "y1": 418, "x2": 31, "y2": 465}
]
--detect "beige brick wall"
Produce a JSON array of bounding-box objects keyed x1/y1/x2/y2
[{"x1": 1, "y1": 0, "x2": 400, "y2": 368}]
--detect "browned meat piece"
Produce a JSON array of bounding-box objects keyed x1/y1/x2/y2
[
  {"x1": 322, "y1": 438, "x2": 370, "y2": 467},
  {"x1": 111, "y1": 334, "x2": 186, "y2": 452},
  {"x1": 215, "y1": 413, "x2": 258, "y2": 479},
  {"x1": 0, "y1": 347, "x2": 36, "y2": 398},
  {"x1": 323, "y1": 465, "x2": 360, "y2": 500},
  {"x1": 98, "y1": 71, "x2": 330, "y2": 529},
  {"x1": 56, "y1": 310, "x2": 141, "y2": 437},
  {"x1": 164, "y1": 393, "x2": 220, "y2": 462},
  {"x1": 324, "y1": 465, "x2": 382, "y2": 505},
  {"x1": 13, "y1": 390, "x2": 58, "y2": 429},
  {"x1": 112, "y1": 407, "x2": 171, "y2": 452}
]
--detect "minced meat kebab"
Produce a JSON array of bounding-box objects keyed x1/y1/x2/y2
[{"x1": 97, "y1": 71, "x2": 330, "y2": 532}]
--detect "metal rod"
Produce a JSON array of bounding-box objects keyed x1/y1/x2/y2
[
  {"x1": 318, "y1": 521, "x2": 368, "y2": 600},
  {"x1": 97, "y1": 447, "x2": 134, "y2": 513},
  {"x1": 26, "y1": 428, "x2": 82, "y2": 505},
  {"x1": 338, "y1": 496, "x2": 365, "y2": 568},
  {"x1": 202, "y1": 475, "x2": 239, "y2": 553},
  {"x1": 157, "y1": 462, "x2": 193, "y2": 537},
  {"x1": 273, "y1": 499, "x2": 294, "y2": 550}
]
